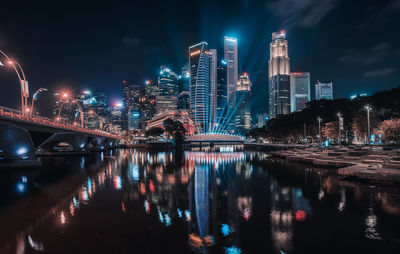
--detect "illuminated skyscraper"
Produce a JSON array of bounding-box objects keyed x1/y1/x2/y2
[
  {"x1": 209, "y1": 49, "x2": 217, "y2": 130},
  {"x1": 158, "y1": 66, "x2": 178, "y2": 96},
  {"x1": 268, "y1": 31, "x2": 290, "y2": 118},
  {"x1": 315, "y1": 81, "x2": 333, "y2": 100},
  {"x1": 224, "y1": 36, "x2": 238, "y2": 106},
  {"x1": 235, "y1": 73, "x2": 252, "y2": 133},
  {"x1": 189, "y1": 42, "x2": 211, "y2": 133},
  {"x1": 290, "y1": 72, "x2": 310, "y2": 112},
  {"x1": 216, "y1": 59, "x2": 227, "y2": 131}
]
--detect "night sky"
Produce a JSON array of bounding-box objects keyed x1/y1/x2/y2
[{"x1": 0, "y1": 0, "x2": 399, "y2": 115}]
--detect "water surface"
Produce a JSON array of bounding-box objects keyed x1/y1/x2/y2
[{"x1": 1, "y1": 150, "x2": 400, "y2": 253}]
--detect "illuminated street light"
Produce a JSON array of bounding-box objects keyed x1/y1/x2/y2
[
  {"x1": 317, "y1": 117, "x2": 322, "y2": 145},
  {"x1": 337, "y1": 112, "x2": 342, "y2": 147},
  {"x1": 365, "y1": 105, "x2": 372, "y2": 145},
  {"x1": 31, "y1": 88, "x2": 48, "y2": 115},
  {"x1": 0, "y1": 49, "x2": 29, "y2": 115}
]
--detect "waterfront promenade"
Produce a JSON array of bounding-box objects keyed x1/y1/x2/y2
[{"x1": 246, "y1": 143, "x2": 400, "y2": 183}]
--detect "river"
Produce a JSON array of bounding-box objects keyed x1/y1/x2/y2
[{"x1": 0, "y1": 149, "x2": 399, "y2": 253}]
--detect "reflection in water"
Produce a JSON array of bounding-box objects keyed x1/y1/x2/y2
[{"x1": 1, "y1": 150, "x2": 400, "y2": 253}]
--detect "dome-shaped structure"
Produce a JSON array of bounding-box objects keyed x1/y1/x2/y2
[{"x1": 185, "y1": 133, "x2": 245, "y2": 142}]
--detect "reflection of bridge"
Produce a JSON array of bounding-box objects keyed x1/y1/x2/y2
[
  {"x1": 0, "y1": 106, "x2": 120, "y2": 164},
  {"x1": 185, "y1": 133, "x2": 245, "y2": 143},
  {"x1": 184, "y1": 133, "x2": 245, "y2": 150}
]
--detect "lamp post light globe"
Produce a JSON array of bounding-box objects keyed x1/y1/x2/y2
[
  {"x1": 364, "y1": 105, "x2": 372, "y2": 145},
  {"x1": 337, "y1": 112, "x2": 342, "y2": 147}
]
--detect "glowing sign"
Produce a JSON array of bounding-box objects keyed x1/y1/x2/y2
[
  {"x1": 225, "y1": 37, "x2": 237, "y2": 42},
  {"x1": 221, "y1": 59, "x2": 227, "y2": 65},
  {"x1": 190, "y1": 50, "x2": 200, "y2": 56}
]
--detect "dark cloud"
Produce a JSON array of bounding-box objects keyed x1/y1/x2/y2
[
  {"x1": 338, "y1": 42, "x2": 390, "y2": 65},
  {"x1": 122, "y1": 37, "x2": 140, "y2": 46},
  {"x1": 357, "y1": 0, "x2": 400, "y2": 30},
  {"x1": 363, "y1": 67, "x2": 396, "y2": 78},
  {"x1": 267, "y1": 0, "x2": 339, "y2": 28}
]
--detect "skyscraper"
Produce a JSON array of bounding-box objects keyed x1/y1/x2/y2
[
  {"x1": 224, "y1": 36, "x2": 238, "y2": 106},
  {"x1": 290, "y1": 72, "x2": 310, "y2": 112},
  {"x1": 315, "y1": 81, "x2": 333, "y2": 100},
  {"x1": 209, "y1": 49, "x2": 217, "y2": 130},
  {"x1": 189, "y1": 42, "x2": 211, "y2": 133},
  {"x1": 268, "y1": 31, "x2": 290, "y2": 118},
  {"x1": 158, "y1": 66, "x2": 178, "y2": 96},
  {"x1": 122, "y1": 81, "x2": 143, "y2": 131},
  {"x1": 235, "y1": 73, "x2": 252, "y2": 134},
  {"x1": 216, "y1": 59, "x2": 227, "y2": 131}
]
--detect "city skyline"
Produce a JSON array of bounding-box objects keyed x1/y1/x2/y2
[{"x1": 0, "y1": 0, "x2": 398, "y2": 111}]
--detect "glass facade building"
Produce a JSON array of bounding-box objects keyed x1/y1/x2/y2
[
  {"x1": 268, "y1": 31, "x2": 290, "y2": 118},
  {"x1": 315, "y1": 81, "x2": 333, "y2": 100},
  {"x1": 290, "y1": 72, "x2": 310, "y2": 112},
  {"x1": 189, "y1": 42, "x2": 214, "y2": 133},
  {"x1": 224, "y1": 36, "x2": 238, "y2": 106}
]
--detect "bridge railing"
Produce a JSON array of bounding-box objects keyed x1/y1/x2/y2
[{"x1": 0, "y1": 106, "x2": 119, "y2": 138}]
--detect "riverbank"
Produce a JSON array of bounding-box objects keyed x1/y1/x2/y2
[{"x1": 247, "y1": 143, "x2": 400, "y2": 183}]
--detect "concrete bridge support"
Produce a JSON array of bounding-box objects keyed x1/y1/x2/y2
[
  {"x1": 0, "y1": 122, "x2": 39, "y2": 166},
  {"x1": 37, "y1": 132, "x2": 89, "y2": 154},
  {"x1": 88, "y1": 137, "x2": 106, "y2": 150}
]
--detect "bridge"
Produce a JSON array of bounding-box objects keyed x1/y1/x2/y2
[
  {"x1": 184, "y1": 133, "x2": 245, "y2": 149},
  {"x1": 0, "y1": 106, "x2": 120, "y2": 166}
]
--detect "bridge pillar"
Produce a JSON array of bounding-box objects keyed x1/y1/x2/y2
[
  {"x1": 37, "y1": 132, "x2": 89, "y2": 154},
  {"x1": 88, "y1": 137, "x2": 107, "y2": 151},
  {"x1": 0, "y1": 122, "x2": 39, "y2": 166}
]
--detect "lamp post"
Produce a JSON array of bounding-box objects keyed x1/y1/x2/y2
[
  {"x1": 0, "y1": 50, "x2": 27, "y2": 115},
  {"x1": 86, "y1": 110, "x2": 102, "y2": 130},
  {"x1": 31, "y1": 88, "x2": 48, "y2": 115},
  {"x1": 365, "y1": 105, "x2": 371, "y2": 145},
  {"x1": 317, "y1": 117, "x2": 322, "y2": 145},
  {"x1": 337, "y1": 112, "x2": 342, "y2": 147},
  {"x1": 57, "y1": 96, "x2": 84, "y2": 127}
]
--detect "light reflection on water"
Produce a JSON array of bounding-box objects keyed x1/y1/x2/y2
[{"x1": 1, "y1": 150, "x2": 400, "y2": 253}]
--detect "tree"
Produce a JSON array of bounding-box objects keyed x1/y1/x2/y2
[
  {"x1": 352, "y1": 116, "x2": 368, "y2": 143},
  {"x1": 163, "y1": 119, "x2": 186, "y2": 148},
  {"x1": 322, "y1": 121, "x2": 339, "y2": 141},
  {"x1": 145, "y1": 127, "x2": 164, "y2": 137},
  {"x1": 378, "y1": 119, "x2": 400, "y2": 143}
]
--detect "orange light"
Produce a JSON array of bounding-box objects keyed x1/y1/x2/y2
[{"x1": 190, "y1": 50, "x2": 200, "y2": 56}]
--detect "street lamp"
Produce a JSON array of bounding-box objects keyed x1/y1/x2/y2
[
  {"x1": 365, "y1": 105, "x2": 372, "y2": 145},
  {"x1": 317, "y1": 117, "x2": 322, "y2": 145},
  {"x1": 31, "y1": 88, "x2": 48, "y2": 115},
  {"x1": 0, "y1": 50, "x2": 28, "y2": 115},
  {"x1": 57, "y1": 97, "x2": 84, "y2": 127},
  {"x1": 337, "y1": 112, "x2": 342, "y2": 147},
  {"x1": 86, "y1": 110, "x2": 103, "y2": 130}
]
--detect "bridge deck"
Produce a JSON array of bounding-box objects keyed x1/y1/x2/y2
[{"x1": 0, "y1": 106, "x2": 118, "y2": 139}]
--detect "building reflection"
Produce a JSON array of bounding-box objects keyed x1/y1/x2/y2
[{"x1": 3, "y1": 149, "x2": 400, "y2": 253}]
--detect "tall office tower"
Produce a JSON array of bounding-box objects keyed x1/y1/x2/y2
[
  {"x1": 189, "y1": 42, "x2": 211, "y2": 133},
  {"x1": 224, "y1": 36, "x2": 238, "y2": 106},
  {"x1": 110, "y1": 105, "x2": 123, "y2": 133},
  {"x1": 315, "y1": 81, "x2": 333, "y2": 100},
  {"x1": 209, "y1": 49, "x2": 217, "y2": 130},
  {"x1": 127, "y1": 107, "x2": 141, "y2": 130},
  {"x1": 235, "y1": 73, "x2": 252, "y2": 134},
  {"x1": 178, "y1": 91, "x2": 190, "y2": 110},
  {"x1": 158, "y1": 66, "x2": 178, "y2": 96},
  {"x1": 268, "y1": 31, "x2": 290, "y2": 118},
  {"x1": 122, "y1": 80, "x2": 143, "y2": 131},
  {"x1": 216, "y1": 59, "x2": 227, "y2": 131},
  {"x1": 155, "y1": 95, "x2": 177, "y2": 114},
  {"x1": 290, "y1": 72, "x2": 311, "y2": 112},
  {"x1": 144, "y1": 80, "x2": 159, "y2": 98}
]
